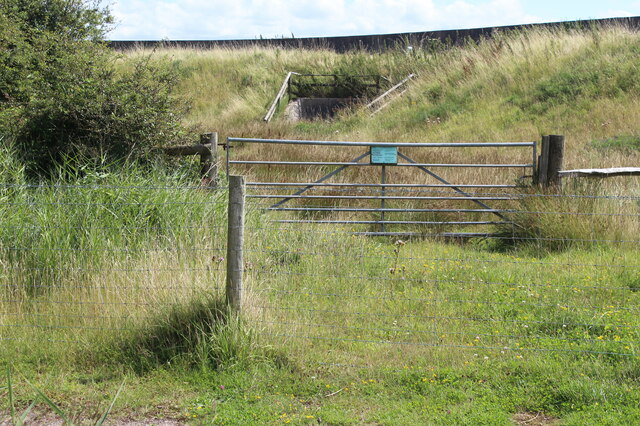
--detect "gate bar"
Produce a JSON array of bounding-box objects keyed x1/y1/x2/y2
[
  {"x1": 269, "y1": 152, "x2": 370, "y2": 209},
  {"x1": 353, "y1": 232, "x2": 496, "y2": 238},
  {"x1": 380, "y1": 165, "x2": 386, "y2": 232},
  {"x1": 265, "y1": 207, "x2": 510, "y2": 213},
  {"x1": 275, "y1": 220, "x2": 507, "y2": 225},
  {"x1": 228, "y1": 137, "x2": 535, "y2": 148},
  {"x1": 249, "y1": 195, "x2": 516, "y2": 201},
  {"x1": 398, "y1": 152, "x2": 510, "y2": 222},
  {"x1": 231, "y1": 160, "x2": 532, "y2": 168},
  {"x1": 247, "y1": 182, "x2": 519, "y2": 188}
]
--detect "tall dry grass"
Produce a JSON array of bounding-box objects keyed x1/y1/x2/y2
[{"x1": 119, "y1": 25, "x2": 640, "y2": 217}]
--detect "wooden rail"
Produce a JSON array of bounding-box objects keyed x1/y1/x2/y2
[
  {"x1": 158, "y1": 133, "x2": 220, "y2": 187},
  {"x1": 264, "y1": 72, "x2": 298, "y2": 122},
  {"x1": 560, "y1": 167, "x2": 640, "y2": 178},
  {"x1": 367, "y1": 74, "x2": 416, "y2": 115}
]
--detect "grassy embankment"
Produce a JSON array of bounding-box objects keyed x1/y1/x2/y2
[
  {"x1": 150, "y1": 23, "x2": 640, "y2": 237},
  {"x1": 2, "y1": 25, "x2": 640, "y2": 423}
]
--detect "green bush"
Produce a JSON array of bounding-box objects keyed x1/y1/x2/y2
[{"x1": 0, "y1": 0, "x2": 189, "y2": 176}]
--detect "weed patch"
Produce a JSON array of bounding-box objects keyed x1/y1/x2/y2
[{"x1": 590, "y1": 135, "x2": 640, "y2": 152}]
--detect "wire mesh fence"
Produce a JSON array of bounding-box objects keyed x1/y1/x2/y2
[
  {"x1": 2, "y1": 178, "x2": 639, "y2": 371},
  {"x1": 243, "y1": 182, "x2": 640, "y2": 369},
  {"x1": 0, "y1": 182, "x2": 229, "y2": 353}
]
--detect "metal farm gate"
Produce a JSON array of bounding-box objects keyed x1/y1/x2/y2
[{"x1": 225, "y1": 137, "x2": 537, "y2": 237}]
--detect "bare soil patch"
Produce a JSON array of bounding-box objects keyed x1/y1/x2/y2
[{"x1": 512, "y1": 412, "x2": 559, "y2": 425}]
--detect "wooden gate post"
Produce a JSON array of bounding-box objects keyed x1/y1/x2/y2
[
  {"x1": 200, "y1": 132, "x2": 218, "y2": 188},
  {"x1": 547, "y1": 135, "x2": 565, "y2": 188},
  {"x1": 537, "y1": 135, "x2": 550, "y2": 187},
  {"x1": 226, "y1": 175, "x2": 245, "y2": 312},
  {"x1": 537, "y1": 135, "x2": 565, "y2": 189}
]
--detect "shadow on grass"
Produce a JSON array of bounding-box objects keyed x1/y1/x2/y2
[{"x1": 109, "y1": 296, "x2": 289, "y2": 374}]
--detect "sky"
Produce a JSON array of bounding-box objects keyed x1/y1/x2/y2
[{"x1": 102, "y1": 0, "x2": 640, "y2": 40}]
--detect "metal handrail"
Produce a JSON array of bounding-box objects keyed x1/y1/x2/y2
[{"x1": 264, "y1": 72, "x2": 299, "y2": 122}]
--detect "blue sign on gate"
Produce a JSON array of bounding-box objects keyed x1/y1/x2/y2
[{"x1": 370, "y1": 146, "x2": 398, "y2": 165}]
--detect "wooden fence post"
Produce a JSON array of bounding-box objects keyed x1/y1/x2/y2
[
  {"x1": 537, "y1": 135, "x2": 564, "y2": 188},
  {"x1": 200, "y1": 132, "x2": 218, "y2": 188},
  {"x1": 547, "y1": 135, "x2": 565, "y2": 188},
  {"x1": 226, "y1": 175, "x2": 245, "y2": 312},
  {"x1": 537, "y1": 135, "x2": 550, "y2": 187}
]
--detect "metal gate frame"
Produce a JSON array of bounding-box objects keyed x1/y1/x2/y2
[{"x1": 226, "y1": 137, "x2": 537, "y2": 236}]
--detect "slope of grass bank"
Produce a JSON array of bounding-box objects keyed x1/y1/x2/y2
[
  {"x1": 122, "y1": 24, "x2": 640, "y2": 243},
  {"x1": 126, "y1": 24, "x2": 640, "y2": 172}
]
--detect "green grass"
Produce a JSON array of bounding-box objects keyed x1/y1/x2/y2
[
  {"x1": 3, "y1": 189, "x2": 640, "y2": 423},
  {"x1": 4, "y1": 351, "x2": 640, "y2": 424},
  {"x1": 591, "y1": 135, "x2": 640, "y2": 152},
  {"x1": 3, "y1": 24, "x2": 640, "y2": 424}
]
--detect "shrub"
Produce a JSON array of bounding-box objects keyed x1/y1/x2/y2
[{"x1": 0, "y1": 0, "x2": 190, "y2": 176}]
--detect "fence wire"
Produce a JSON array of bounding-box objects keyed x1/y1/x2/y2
[
  {"x1": 2, "y1": 182, "x2": 639, "y2": 371},
  {"x1": 0, "y1": 183, "x2": 229, "y2": 350},
  {"x1": 243, "y1": 186, "x2": 640, "y2": 367}
]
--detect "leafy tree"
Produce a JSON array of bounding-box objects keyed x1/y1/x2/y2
[{"x1": 0, "y1": 0, "x2": 188, "y2": 175}]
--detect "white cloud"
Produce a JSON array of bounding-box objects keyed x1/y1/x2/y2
[
  {"x1": 105, "y1": 0, "x2": 541, "y2": 40},
  {"x1": 605, "y1": 9, "x2": 635, "y2": 17}
]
